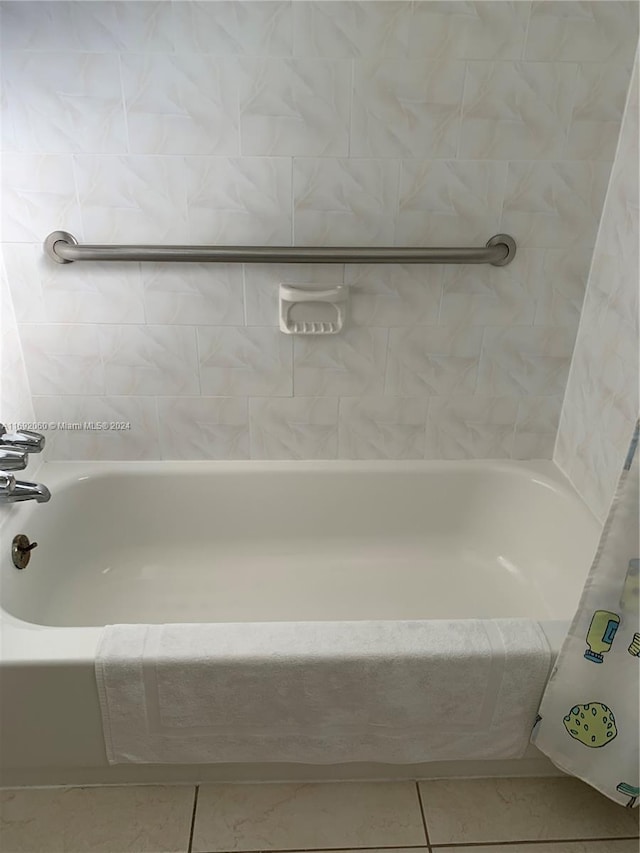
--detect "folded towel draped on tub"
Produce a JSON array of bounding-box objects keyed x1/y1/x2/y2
[{"x1": 95, "y1": 619, "x2": 551, "y2": 765}]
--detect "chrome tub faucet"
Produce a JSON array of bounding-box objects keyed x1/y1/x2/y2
[{"x1": 0, "y1": 424, "x2": 51, "y2": 504}]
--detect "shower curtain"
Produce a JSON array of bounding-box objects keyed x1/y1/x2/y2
[{"x1": 532, "y1": 421, "x2": 640, "y2": 807}]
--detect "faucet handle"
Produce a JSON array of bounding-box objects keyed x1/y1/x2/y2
[
  {"x1": 0, "y1": 448, "x2": 28, "y2": 470},
  {"x1": 0, "y1": 427, "x2": 45, "y2": 453},
  {"x1": 0, "y1": 472, "x2": 16, "y2": 494}
]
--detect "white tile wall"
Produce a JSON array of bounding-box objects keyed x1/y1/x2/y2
[
  {"x1": 294, "y1": 326, "x2": 388, "y2": 396},
  {"x1": 121, "y1": 53, "x2": 240, "y2": 156},
  {"x1": 0, "y1": 255, "x2": 38, "y2": 535},
  {"x1": 1, "y1": 0, "x2": 637, "y2": 461},
  {"x1": 184, "y1": 156, "x2": 292, "y2": 244},
  {"x1": 158, "y1": 396, "x2": 249, "y2": 460},
  {"x1": 0, "y1": 255, "x2": 34, "y2": 427},
  {"x1": 351, "y1": 58, "x2": 464, "y2": 158},
  {"x1": 555, "y1": 52, "x2": 639, "y2": 522},
  {"x1": 339, "y1": 396, "x2": 428, "y2": 460},
  {"x1": 239, "y1": 58, "x2": 351, "y2": 156},
  {"x1": 197, "y1": 326, "x2": 292, "y2": 397},
  {"x1": 99, "y1": 325, "x2": 200, "y2": 396},
  {"x1": 250, "y1": 396, "x2": 339, "y2": 459}
]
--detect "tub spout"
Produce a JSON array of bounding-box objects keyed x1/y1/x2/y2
[{"x1": 0, "y1": 477, "x2": 51, "y2": 503}]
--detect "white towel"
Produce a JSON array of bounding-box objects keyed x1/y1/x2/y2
[{"x1": 95, "y1": 619, "x2": 551, "y2": 765}]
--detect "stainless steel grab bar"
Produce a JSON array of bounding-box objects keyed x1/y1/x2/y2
[{"x1": 44, "y1": 231, "x2": 517, "y2": 266}]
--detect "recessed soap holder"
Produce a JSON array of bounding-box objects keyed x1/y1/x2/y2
[{"x1": 279, "y1": 284, "x2": 348, "y2": 335}]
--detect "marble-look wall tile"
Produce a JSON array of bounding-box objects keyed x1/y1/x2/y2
[
  {"x1": 244, "y1": 264, "x2": 344, "y2": 326},
  {"x1": 0, "y1": 3, "x2": 177, "y2": 53},
  {"x1": 0, "y1": 262, "x2": 35, "y2": 427},
  {"x1": 459, "y1": 62, "x2": 577, "y2": 160},
  {"x1": 347, "y1": 265, "x2": 442, "y2": 327},
  {"x1": 2, "y1": 51, "x2": 127, "y2": 154},
  {"x1": 558, "y1": 312, "x2": 637, "y2": 517},
  {"x1": 69, "y1": 1, "x2": 176, "y2": 53},
  {"x1": 513, "y1": 395, "x2": 563, "y2": 460},
  {"x1": 439, "y1": 289, "x2": 535, "y2": 329},
  {"x1": 173, "y1": 1, "x2": 293, "y2": 56},
  {"x1": 0, "y1": 1, "x2": 79, "y2": 52},
  {"x1": 32, "y1": 395, "x2": 161, "y2": 461},
  {"x1": 99, "y1": 325, "x2": 200, "y2": 396},
  {"x1": 386, "y1": 326, "x2": 484, "y2": 396},
  {"x1": 441, "y1": 248, "x2": 543, "y2": 301},
  {"x1": 339, "y1": 396, "x2": 427, "y2": 459},
  {"x1": 4, "y1": 243, "x2": 145, "y2": 325},
  {"x1": 294, "y1": 2, "x2": 412, "y2": 59},
  {"x1": 198, "y1": 326, "x2": 292, "y2": 396},
  {"x1": 158, "y1": 396, "x2": 249, "y2": 460},
  {"x1": 396, "y1": 160, "x2": 507, "y2": 246},
  {"x1": 184, "y1": 157, "x2": 292, "y2": 245},
  {"x1": 19, "y1": 323, "x2": 105, "y2": 396},
  {"x1": 566, "y1": 63, "x2": 633, "y2": 161},
  {"x1": 596, "y1": 87, "x2": 639, "y2": 263},
  {"x1": 249, "y1": 396, "x2": 339, "y2": 459},
  {"x1": 1, "y1": 154, "x2": 82, "y2": 243},
  {"x1": 588, "y1": 250, "x2": 638, "y2": 335},
  {"x1": 293, "y1": 327, "x2": 388, "y2": 396},
  {"x1": 1, "y1": 75, "x2": 17, "y2": 152},
  {"x1": 500, "y1": 161, "x2": 612, "y2": 249},
  {"x1": 141, "y1": 262, "x2": 244, "y2": 326},
  {"x1": 439, "y1": 248, "x2": 542, "y2": 328},
  {"x1": 121, "y1": 53, "x2": 239, "y2": 156},
  {"x1": 74, "y1": 155, "x2": 189, "y2": 243},
  {"x1": 525, "y1": 1, "x2": 639, "y2": 63},
  {"x1": 425, "y1": 395, "x2": 519, "y2": 459},
  {"x1": 534, "y1": 250, "x2": 592, "y2": 327},
  {"x1": 239, "y1": 58, "x2": 351, "y2": 156},
  {"x1": 478, "y1": 326, "x2": 577, "y2": 397},
  {"x1": 408, "y1": 2, "x2": 531, "y2": 61},
  {"x1": 351, "y1": 59, "x2": 465, "y2": 158},
  {"x1": 2, "y1": 0, "x2": 636, "y2": 465},
  {"x1": 555, "y1": 53, "x2": 638, "y2": 519},
  {"x1": 293, "y1": 158, "x2": 400, "y2": 246}
]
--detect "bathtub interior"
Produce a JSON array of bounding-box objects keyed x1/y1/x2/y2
[{"x1": 0, "y1": 461, "x2": 601, "y2": 627}]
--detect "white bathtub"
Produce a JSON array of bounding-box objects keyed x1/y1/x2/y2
[{"x1": 0, "y1": 460, "x2": 601, "y2": 787}]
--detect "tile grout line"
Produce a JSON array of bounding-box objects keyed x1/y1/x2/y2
[
  {"x1": 196, "y1": 836, "x2": 640, "y2": 853},
  {"x1": 187, "y1": 784, "x2": 199, "y2": 853},
  {"x1": 415, "y1": 781, "x2": 433, "y2": 851},
  {"x1": 198, "y1": 847, "x2": 431, "y2": 853},
  {"x1": 429, "y1": 835, "x2": 640, "y2": 848}
]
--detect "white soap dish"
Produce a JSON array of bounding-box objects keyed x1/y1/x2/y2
[{"x1": 279, "y1": 284, "x2": 348, "y2": 335}]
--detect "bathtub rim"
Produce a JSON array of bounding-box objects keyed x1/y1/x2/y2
[{"x1": 0, "y1": 455, "x2": 607, "y2": 492}]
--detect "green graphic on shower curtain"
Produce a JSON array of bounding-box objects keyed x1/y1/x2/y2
[
  {"x1": 617, "y1": 783, "x2": 640, "y2": 808},
  {"x1": 563, "y1": 703, "x2": 618, "y2": 747},
  {"x1": 584, "y1": 611, "x2": 620, "y2": 663}
]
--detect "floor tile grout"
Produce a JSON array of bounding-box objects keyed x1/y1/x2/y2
[
  {"x1": 194, "y1": 839, "x2": 640, "y2": 853},
  {"x1": 429, "y1": 835, "x2": 640, "y2": 847},
  {"x1": 195, "y1": 841, "x2": 640, "y2": 853},
  {"x1": 197, "y1": 846, "x2": 432, "y2": 853},
  {"x1": 194, "y1": 835, "x2": 640, "y2": 853},
  {"x1": 187, "y1": 784, "x2": 199, "y2": 853},
  {"x1": 415, "y1": 780, "x2": 433, "y2": 850}
]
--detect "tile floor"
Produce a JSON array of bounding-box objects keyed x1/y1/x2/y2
[{"x1": 0, "y1": 776, "x2": 638, "y2": 853}]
